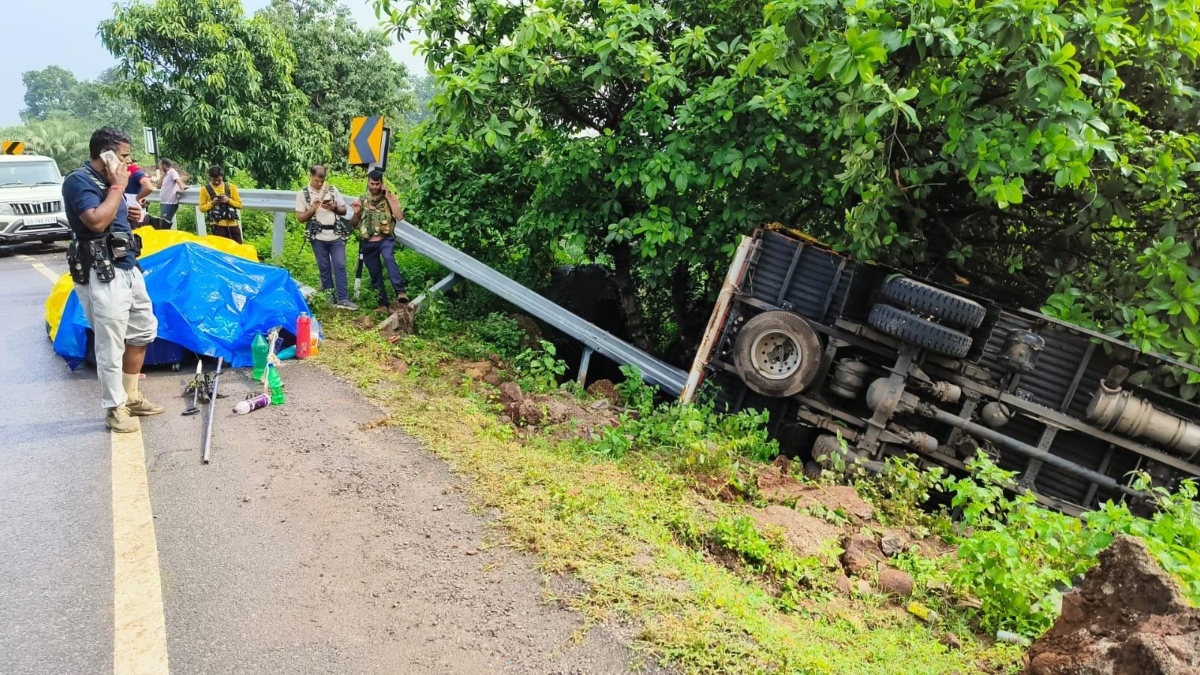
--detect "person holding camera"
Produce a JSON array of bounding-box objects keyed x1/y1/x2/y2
[
  {"x1": 296, "y1": 165, "x2": 356, "y2": 310},
  {"x1": 349, "y1": 169, "x2": 407, "y2": 311},
  {"x1": 61, "y1": 127, "x2": 164, "y2": 433},
  {"x1": 199, "y1": 165, "x2": 243, "y2": 243}
]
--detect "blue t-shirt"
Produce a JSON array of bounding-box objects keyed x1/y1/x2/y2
[
  {"x1": 125, "y1": 168, "x2": 146, "y2": 196},
  {"x1": 62, "y1": 162, "x2": 135, "y2": 270}
]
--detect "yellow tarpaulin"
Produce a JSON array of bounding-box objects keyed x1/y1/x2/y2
[{"x1": 45, "y1": 227, "x2": 259, "y2": 340}]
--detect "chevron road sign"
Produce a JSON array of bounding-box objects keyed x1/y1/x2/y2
[{"x1": 349, "y1": 116, "x2": 385, "y2": 166}]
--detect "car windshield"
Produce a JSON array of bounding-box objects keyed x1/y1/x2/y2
[{"x1": 0, "y1": 161, "x2": 61, "y2": 187}]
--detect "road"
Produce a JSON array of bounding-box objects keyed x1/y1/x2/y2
[{"x1": 0, "y1": 243, "x2": 657, "y2": 675}]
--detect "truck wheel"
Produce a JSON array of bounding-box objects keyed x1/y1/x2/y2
[
  {"x1": 733, "y1": 311, "x2": 822, "y2": 397},
  {"x1": 868, "y1": 304, "x2": 973, "y2": 358},
  {"x1": 881, "y1": 276, "x2": 986, "y2": 329}
]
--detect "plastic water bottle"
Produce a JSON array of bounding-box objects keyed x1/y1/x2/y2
[
  {"x1": 296, "y1": 313, "x2": 312, "y2": 359},
  {"x1": 267, "y1": 363, "x2": 285, "y2": 405},
  {"x1": 251, "y1": 332, "x2": 268, "y2": 380},
  {"x1": 233, "y1": 393, "x2": 270, "y2": 414}
]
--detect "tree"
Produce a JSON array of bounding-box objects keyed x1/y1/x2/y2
[
  {"x1": 257, "y1": 0, "x2": 414, "y2": 163},
  {"x1": 20, "y1": 66, "x2": 79, "y2": 121},
  {"x1": 406, "y1": 73, "x2": 437, "y2": 124},
  {"x1": 381, "y1": 0, "x2": 1200, "y2": 380},
  {"x1": 0, "y1": 117, "x2": 92, "y2": 173},
  {"x1": 100, "y1": 0, "x2": 327, "y2": 187},
  {"x1": 378, "y1": 0, "x2": 818, "y2": 353}
]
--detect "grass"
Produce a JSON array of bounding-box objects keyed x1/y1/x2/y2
[{"x1": 307, "y1": 306, "x2": 1024, "y2": 675}]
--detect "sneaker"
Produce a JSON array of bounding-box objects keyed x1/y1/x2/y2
[
  {"x1": 106, "y1": 404, "x2": 140, "y2": 433},
  {"x1": 334, "y1": 300, "x2": 359, "y2": 310},
  {"x1": 127, "y1": 394, "x2": 165, "y2": 417}
]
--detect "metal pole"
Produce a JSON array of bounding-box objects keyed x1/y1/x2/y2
[
  {"x1": 577, "y1": 347, "x2": 593, "y2": 386},
  {"x1": 921, "y1": 405, "x2": 1146, "y2": 500},
  {"x1": 272, "y1": 212, "x2": 285, "y2": 260},
  {"x1": 195, "y1": 204, "x2": 206, "y2": 237},
  {"x1": 202, "y1": 356, "x2": 224, "y2": 464}
]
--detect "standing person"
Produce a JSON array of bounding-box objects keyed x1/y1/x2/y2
[
  {"x1": 125, "y1": 160, "x2": 154, "y2": 225},
  {"x1": 61, "y1": 127, "x2": 164, "y2": 433},
  {"x1": 296, "y1": 165, "x2": 356, "y2": 309},
  {"x1": 350, "y1": 169, "x2": 407, "y2": 311},
  {"x1": 199, "y1": 165, "x2": 243, "y2": 244},
  {"x1": 157, "y1": 158, "x2": 188, "y2": 227}
]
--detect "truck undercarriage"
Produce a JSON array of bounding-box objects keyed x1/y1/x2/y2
[{"x1": 686, "y1": 227, "x2": 1200, "y2": 515}]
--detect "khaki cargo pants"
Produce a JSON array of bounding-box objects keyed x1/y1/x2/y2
[{"x1": 75, "y1": 267, "x2": 158, "y2": 409}]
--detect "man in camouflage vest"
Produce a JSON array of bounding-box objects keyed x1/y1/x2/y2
[{"x1": 349, "y1": 169, "x2": 407, "y2": 311}]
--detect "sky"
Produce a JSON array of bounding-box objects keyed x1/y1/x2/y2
[{"x1": 0, "y1": 0, "x2": 427, "y2": 127}]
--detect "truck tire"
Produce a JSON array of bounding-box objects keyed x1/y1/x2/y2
[
  {"x1": 733, "y1": 311, "x2": 823, "y2": 398},
  {"x1": 868, "y1": 304, "x2": 973, "y2": 358},
  {"x1": 881, "y1": 276, "x2": 986, "y2": 329}
]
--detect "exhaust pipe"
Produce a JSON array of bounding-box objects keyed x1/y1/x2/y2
[{"x1": 1087, "y1": 382, "x2": 1200, "y2": 458}]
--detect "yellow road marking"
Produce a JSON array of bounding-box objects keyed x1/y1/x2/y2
[
  {"x1": 31, "y1": 262, "x2": 60, "y2": 284},
  {"x1": 111, "y1": 428, "x2": 170, "y2": 675},
  {"x1": 18, "y1": 254, "x2": 62, "y2": 283}
]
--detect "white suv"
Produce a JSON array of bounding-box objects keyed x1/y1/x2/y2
[{"x1": 0, "y1": 153, "x2": 70, "y2": 246}]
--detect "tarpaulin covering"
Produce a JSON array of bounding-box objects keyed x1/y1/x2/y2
[
  {"x1": 51, "y1": 242, "x2": 311, "y2": 369},
  {"x1": 45, "y1": 226, "x2": 258, "y2": 340}
]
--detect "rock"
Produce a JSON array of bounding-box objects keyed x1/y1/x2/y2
[
  {"x1": 463, "y1": 361, "x2": 499, "y2": 386},
  {"x1": 881, "y1": 531, "x2": 909, "y2": 557},
  {"x1": 855, "y1": 579, "x2": 874, "y2": 595},
  {"x1": 586, "y1": 379, "x2": 621, "y2": 406},
  {"x1": 514, "y1": 400, "x2": 544, "y2": 426},
  {"x1": 878, "y1": 568, "x2": 915, "y2": 598},
  {"x1": 939, "y1": 633, "x2": 963, "y2": 650},
  {"x1": 841, "y1": 533, "x2": 885, "y2": 576},
  {"x1": 509, "y1": 314, "x2": 543, "y2": 348},
  {"x1": 756, "y1": 467, "x2": 808, "y2": 503},
  {"x1": 750, "y1": 505, "x2": 842, "y2": 560},
  {"x1": 544, "y1": 400, "x2": 573, "y2": 425},
  {"x1": 771, "y1": 455, "x2": 792, "y2": 473},
  {"x1": 834, "y1": 573, "x2": 853, "y2": 595},
  {"x1": 499, "y1": 381, "x2": 523, "y2": 405},
  {"x1": 389, "y1": 359, "x2": 410, "y2": 377},
  {"x1": 794, "y1": 485, "x2": 874, "y2": 522},
  {"x1": 465, "y1": 549, "x2": 478, "y2": 556},
  {"x1": 1025, "y1": 535, "x2": 1200, "y2": 675}
]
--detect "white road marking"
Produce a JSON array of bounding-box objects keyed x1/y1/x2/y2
[{"x1": 111, "y1": 427, "x2": 170, "y2": 675}]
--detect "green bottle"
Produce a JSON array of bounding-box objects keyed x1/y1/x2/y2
[
  {"x1": 252, "y1": 333, "x2": 269, "y2": 380},
  {"x1": 267, "y1": 363, "x2": 285, "y2": 405}
]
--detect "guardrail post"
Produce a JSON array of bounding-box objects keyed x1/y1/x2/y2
[
  {"x1": 577, "y1": 347, "x2": 594, "y2": 386},
  {"x1": 272, "y1": 212, "x2": 286, "y2": 260},
  {"x1": 195, "y1": 205, "x2": 206, "y2": 237}
]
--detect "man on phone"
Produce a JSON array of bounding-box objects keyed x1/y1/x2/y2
[
  {"x1": 350, "y1": 169, "x2": 407, "y2": 311},
  {"x1": 296, "y1": 165, "x2": 356, "y2": 309},
  {"x1": 61, "y1": 127, "x2": 164, "y2": 433}
]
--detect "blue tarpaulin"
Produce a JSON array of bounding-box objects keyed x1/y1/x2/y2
[{"x1": 53, "y1": 242, "x2": 312, "y2": 369}]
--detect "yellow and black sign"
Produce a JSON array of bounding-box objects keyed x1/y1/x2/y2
[
  {"x1": 2, "y1": 141, "x2": 24, "y2": 155},
  {"x1": 348, "y1": 116, "x2": 385, "y2": 166}
]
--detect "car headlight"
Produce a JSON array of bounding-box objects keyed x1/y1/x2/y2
[{"x1": 0, "y1": 203, "x2": 11, "y2": 215}]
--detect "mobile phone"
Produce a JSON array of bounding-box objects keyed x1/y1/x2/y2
[{"x1": 100, "y1": 150, "x2": 121, "y2": 176}]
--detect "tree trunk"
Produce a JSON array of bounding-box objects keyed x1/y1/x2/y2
[{"x1": 611, "y1": 242, "x2": 653, "y2": 352}]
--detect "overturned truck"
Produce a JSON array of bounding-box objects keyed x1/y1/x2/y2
[{"x1": 685, "y1": 227, "x2": 1200, "y2": 515}]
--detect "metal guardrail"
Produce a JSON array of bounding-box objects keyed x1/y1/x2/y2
[
  {"x1": 151, "y1": 187, "x2": 688, "y2": 396},
  {"x1": 394, "y1": 221, "x2": 687, "y2": 396}
]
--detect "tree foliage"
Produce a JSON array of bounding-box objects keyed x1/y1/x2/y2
[
  {"x1": 256, "y1": 0, "x2": 415, "y2": 159},
  {"x1": 20, "y1": 66, "x2": 80, "y2": 122},
  {"x1": 10, "y1": 66, "x2": 144, "y2": 172},
  {"x1": 379, "y1": 0, "x2": 1200, "y2": 370},
  {"x1": 100, "y1": 0, "x2": 326, "y2": 187}
]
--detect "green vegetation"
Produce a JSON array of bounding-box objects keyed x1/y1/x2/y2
[{"x1": 377, "y1": 0, "x2": 1200, "y2": 382}]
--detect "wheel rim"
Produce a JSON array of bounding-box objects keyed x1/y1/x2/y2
[{"x1": 750, "y1": 330, "x2": 801, "y2": 380}]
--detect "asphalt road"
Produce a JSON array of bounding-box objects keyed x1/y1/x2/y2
[{"x1": 0, "y1": 243, "x2": 658, "y2": 675}]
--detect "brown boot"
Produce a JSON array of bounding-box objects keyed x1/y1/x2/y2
[
  {"x1": 127, "y1": 394, "x2": 165, "y2": 417},
  {"x1": 106, "y1": 404, "x2": 140, "y2": 433}
]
